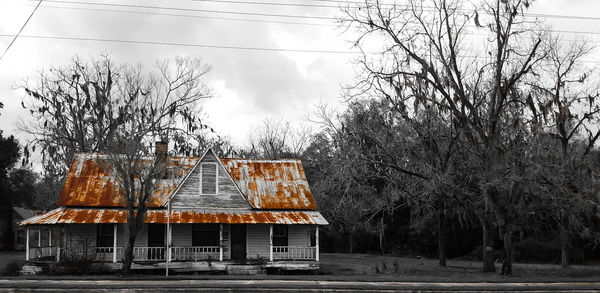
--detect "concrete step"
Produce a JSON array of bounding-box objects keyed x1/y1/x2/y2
[{"x1": 226, "y1": 264, "x2": 264, "y2": 275}]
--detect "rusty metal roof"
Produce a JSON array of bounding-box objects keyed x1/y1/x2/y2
[
  {"x1": 220, "y1": 158, "x2": 316, "y2": 210},
  {"x1": 19, "y1": 207, "x2": 328, "y2": 225},
  {"x1": 57, "y1": 153, "x2": 318, "y2": 211},
  {"x1": 57, "y1": 154, "x2": 199, "y2": 208}
]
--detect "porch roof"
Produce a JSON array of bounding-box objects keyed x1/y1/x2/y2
[{"x1": 18, "y1": 207, "x2": 329, "y2": 226}]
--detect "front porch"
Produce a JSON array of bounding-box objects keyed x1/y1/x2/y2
[{"x1": 25, "y1": 223, "x2": 320, "y2": 272}]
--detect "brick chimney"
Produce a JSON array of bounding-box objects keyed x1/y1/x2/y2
[{"x1": 155, "y1": 140, "x2": 168, "y2": 178}]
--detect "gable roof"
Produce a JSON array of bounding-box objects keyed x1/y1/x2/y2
[
  {"x1": 57, "y1": 153, "x2": 318, "y2": 210},
  {"x1": 168, "y1": 149, "x2": 251, "y2": 209},
  {"x1": 57, "y1": 153, "x2": 199, "y2": 208},
  {"x1": 221, "y1": 158, "x2": 317, "y2": 210},
  {"x1": 12, "y1": 207, "x2": 35, "y2": 220}
]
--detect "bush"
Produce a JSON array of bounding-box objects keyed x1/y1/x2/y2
[
  {"x1": 2, "y1": 261, "x2": 24, "y2": 276},
  {"x1": 513, "y1": 239, "x2": 560, "y2": 263}
]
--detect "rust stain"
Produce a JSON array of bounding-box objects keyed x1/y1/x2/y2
[
  {"x1": 19, "y1": 208, "x2": 328, "y2": 225},
  {"x1": 220, "y1": 158, "x2": 316, "y2": 210},
  {"x1": 58, "y1": 154, "x2": 199, "y2": 208}
]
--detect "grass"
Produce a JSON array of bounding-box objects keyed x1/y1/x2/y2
[
  {"x1": 3, "y1": 252, "x2": 600, "y2": 282},
  {"x1": 318, "y1": 253, "x2": 600, "y2": 282}
]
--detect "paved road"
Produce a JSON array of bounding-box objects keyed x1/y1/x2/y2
[{"x1": 0, "y1": 279, "x2": 599, "y2": 292}]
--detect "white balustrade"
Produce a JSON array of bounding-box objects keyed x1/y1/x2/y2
[
  {"x1": 272, "y1": 246, "x2": 317, "y2": 260},
  {"x1": 170, "y1": 247, "x2": 220, "y2": 261}
]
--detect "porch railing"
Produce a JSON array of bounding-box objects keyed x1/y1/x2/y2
[
  {"x1": 171, "y1": 246, "x2": 220, "y2": 261},
  {"x1": 272, "y1": 246, "x2": 316, "y2": 260},
  {"x1": 133, "y1": 247, "x2": 166, "y2": 261},
  {"x1": 28, "y1": 246, "x2": 60, "y2": 260}
]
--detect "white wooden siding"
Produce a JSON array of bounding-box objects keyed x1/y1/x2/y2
[
  {"x1": 246, "y1": 224, "x2": 270, "y2": 259},
  {"x1": 171, "y1": 224, "x2": 191, "y2": 247},
  {"x1": 288, "y1": 225, "x2": 310, "y2": 246}
]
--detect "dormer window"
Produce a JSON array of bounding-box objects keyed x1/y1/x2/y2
[{"x1": 200, "y1": 163, "x2": 218, "y2": 195}]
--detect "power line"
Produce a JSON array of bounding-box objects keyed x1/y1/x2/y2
[
  {"x1": 0, "y1": 0, "x2": 42, "y2": 62},
  {"x1": 4, "y1": 1, "x2": 600, "y2": 35},
  {"x1": 40, "y1": 0, "x2": 338, "y2": 20},
  {"x1": 0, "y1": 33, "x2": 598, "y2": 63},
  {"x1": 40, "y1": 4, "x2": 337, "y2": 26},
  {"x1": 192, "y1": 0, "x2": 343, "y2": 9},
  {"x1": 0, "y1": 33, "x2": 357, "y2": 54}
]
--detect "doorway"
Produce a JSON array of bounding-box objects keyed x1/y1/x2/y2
[
  {"x1": 230, "y1": 224, "x2": 246, "y2": 260},
  {"x1": 147, "y1": 224, "x2": 165, "y2": 260}
]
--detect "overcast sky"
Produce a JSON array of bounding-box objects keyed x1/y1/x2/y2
[{"x1": 1, "y1": 0, "x2": 599, "y2": 158}]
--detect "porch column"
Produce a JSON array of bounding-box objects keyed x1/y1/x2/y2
[
  {"x1": 316, "y1": 226, "x2": 320, "y2": 262},
  {"x1": 113, "y1": 224, "x2": 117, "y2": 263},
  {"x1": 219, "y1": 224, "x2": 223, "y2": 261},
  {"x1": 25, "y1": 227, "x2": 30, "y2": 261},
  {"x1": 38, "y1": 229, "x2": 41, "y2": 247},
  {"x1": 269, "y1": 224, "x2": 273, "y2": 261},
  {"x1": 49, "y1": 229, "x2": 52, "y2": 247}
]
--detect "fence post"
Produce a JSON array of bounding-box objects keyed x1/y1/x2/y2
[
  {"x1": 316, "y1": 226, "x2": 319, "y2": 262},
  {"x1": 269, "y1": 224, "x2": 273, "y2": 261}
]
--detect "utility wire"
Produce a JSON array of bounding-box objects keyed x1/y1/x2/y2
[
  {"x1": 0, "y1": 0, "x2": 42, "y2": 62},
  {"x1": 0, "y1": 33, "x2": 357, "y2": 54},
  {"x1": 1, "y1": 33, "x2": 599, "y2": 63},
  {"x1": 41, "y1": 4, "x2": 337, "y2": 26},
  {"x1": 193, "y1": 0, "x2": 344, "y2": 8},
  {"x1": 40, "y1": 0, "x2": 337, "y2": 20},
  {"x1": 8, "y1": 0, "x2": 600, "y2": 24}
]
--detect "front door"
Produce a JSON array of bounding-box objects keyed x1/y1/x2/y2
[
  {"x1": 230, "y1": 224, "x2": 246, "y2": 260},
  {"x1": 147, "y1": 224, "x2": 165, "y2": 260}
]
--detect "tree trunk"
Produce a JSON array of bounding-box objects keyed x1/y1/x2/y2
[
  {"x1": 437, "y1": 212, "x2": 447, "y2": 266},
  {"x1": 501, "y1": 225, "x2": 513, "y2": 276},
  {"x1": 480, "y1": 214, "x2": 496, "y2": 272},
  {"x1": 379, "y1": 214, "x2": 385, "y2": 255},
  {"x1": 4, "y1": 208, "x2": 14, "y2": 250},
  {"x1": 559, "y1": 217, "x2": 571, "y2": 269},
  {"x1": 348, "y1": 229, "x2": 354, "y2": 254},
  {"x1": 122, "y1": 214, "x2": 138, "y2": 274}
]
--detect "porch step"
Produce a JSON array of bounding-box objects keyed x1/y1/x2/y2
[{"x1": 226, "y1": 264, "x2": 264, "y2": 275}]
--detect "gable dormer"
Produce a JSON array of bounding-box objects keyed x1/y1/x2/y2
[{"x1": 170, "y1": 149, "x2": 250, "y2": 209}]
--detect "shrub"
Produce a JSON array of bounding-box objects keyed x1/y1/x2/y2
[{"x1": 2, "y1": 261, "x2": 24, "y2": 276}]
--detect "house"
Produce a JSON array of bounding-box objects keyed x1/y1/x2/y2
[
  {"x1": 0, "y1": 207, "x2": 36, "y2": 251},
  {"x1": 19, "y1": 144, "x2": 328, "y2": 273}
]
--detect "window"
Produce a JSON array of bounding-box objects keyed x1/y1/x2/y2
[
  {"x1": 192, "y1": 224, "x2": 219, "y2": 246},
  {"x1": 200, "y1": 163, "x2": 218, "y2": 195},
  {"x1": 96, "y1": 224, "x2": 114, "y2": 247},
  {"x1": 16, "y1": 230, "x2": 24, "y2": 245},
  {"x1": 272, "y1": 225, "x2": 288, "y2": 246}
]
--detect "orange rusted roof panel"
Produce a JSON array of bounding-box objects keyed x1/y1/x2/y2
[
  {"x1": 19, "y1": 208, "x2": 328, "y2": 225},
  {"x1": 220, "y1": 158, "x2": 317, "y2": 210},
  {"x1": 57, "y1": 154, "x2": 199, "y2": 208}
]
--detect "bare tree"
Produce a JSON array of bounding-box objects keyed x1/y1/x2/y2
[
  {"x1": 246, "y1": 117, "x2": 312, "y2": 158},
  {"x1": 527, "y1": 36, "x2": 600, "y2": 268},
  {"x1": 342, "y1": 0, "x2": 545, "y2": 274},
  {"x1": 21, "y1": 55, "x2": 212, "y2": 273}
]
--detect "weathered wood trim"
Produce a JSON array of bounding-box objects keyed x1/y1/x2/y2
[
  {"x1": 25, "y1": 227, "x2": 29, "y2": 261},
  {"x1": 113, "y1": 224, "x2": 117, "y2": 263},
  {"x1": 316, "y1": 226, "x2": 319, "y2": 262},
  {"x1": 269, "y1": 224, "x2": 273, "y2": 261},
  {"x1": 199, "y1": 162, "x2": 218, "y2": 195}
]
